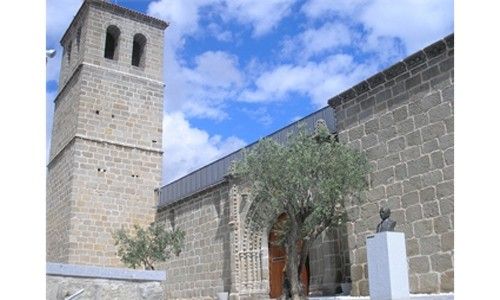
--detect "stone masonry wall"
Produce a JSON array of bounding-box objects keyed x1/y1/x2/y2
[
  {"x1": 47, "y1": 275, "x2": 164, "y2": 300},
  {"x1": 82, "y1": 3, "x2": 165, "y2": 82},
  {"x1": 48, "y1": 65, "x2": 163, "y2": 267},
  {"x1": 156, "y1": 183, "x2": 232, "y2": 299},
  {"x1": 67, "y1": 138, "x2": 161, "y2": 266},
  {"x1": 58, "y1": 6, "x2": 88, "y2": 92},
  {"x1": 59, "y1": 0, "x2": 166, "y2": 88},
  {"x1": 308, "y1": 225, "x2": 351, "y2": 296},
  {"x1": 329, "y1": 34, "x2": 454, "y2": 296},
  {"x1": 47, "y1": 0, "x2": 166, "y2": 267},
  {"x1": 77, "y1": 64, "x2": 164, "y2": 151},
  {"x1": 49, "y1": 72, "x2": 81, "y2": 161},
  {"x1": 47, "y1": 142, "x2": 75, "y2": 262}
]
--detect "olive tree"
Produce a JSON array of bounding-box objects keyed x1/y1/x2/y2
[
  {"x1": 113, "y1": 223, "x2": 185, "y2": 270},
  {"x1": 234, "y1": 122, "x2": 369, "y2": 299}
]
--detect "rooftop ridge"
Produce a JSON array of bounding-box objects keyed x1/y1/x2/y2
[{"x1": 328, "y1": 33, "x2": 454, "y2": 108}]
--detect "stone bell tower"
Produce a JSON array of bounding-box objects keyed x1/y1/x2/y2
[{"x1": 47, "y1": 0, "x2": 167, "y2": 267}]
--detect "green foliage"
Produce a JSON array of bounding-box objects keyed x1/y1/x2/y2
[
  {"x1": 113, "y1": 223, "x2": 185, "y2": 270},
  {"x1": 234, "y1": 123, "x2": 369, "y2": 244},
  {"x1": 235, "y1": 122, "x2": 369, "y2": 297}
]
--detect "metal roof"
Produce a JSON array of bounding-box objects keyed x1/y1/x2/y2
[{"x1": 158, "y1": 106, "x2": 336, "y2": 208}]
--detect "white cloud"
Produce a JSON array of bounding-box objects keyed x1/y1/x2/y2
[
  {"x1": 242, "y1": 107, "x2": 273, "y2": 127},
  {"x1": 46, "y1": 0, "x2": 82, "y2": 45},
  {"x1": 149, "y1": 0, "x2": 295, "y2": 39},
  {"x1": 359, "y1": 0, "x2": 454, "y2": 53},
  {"x1": 45, "y1": 0, "x2": 453, "y2": 185},
  {"x1": 162, "y1": 112, "x2": 246, "y2": 183},
  {"x1": 191, "y1": 51, "x2": 243, "y2": 88},
  {"x1": 282, "y1": 22, "x2": 353, "y2": 60},
  {"x1": 360, "y1": 34, "x2": 406, "y2": 65},
  {"x1": 301, "y1": 0, "x2": 454, "y2": 54},
  {"x1": 300, "y1": 23, "x2": 352, "y2": 55},
  {"x1": 301, "y1": 0, "x2": 369, "y2": 19},
  {"x1": 148, "y1": 0, "x2": 219, "y2": 48},
  {"x1": 207, "y1": 23, "x2": 233, "y2": 42},
  {"x1": 147, "y1": 1, "x2": 247, "y2": 120},
  {"x1": 239, "y1": 54, "x2": 377, "y2": 107},
  {"x1": 222, "y1": 0, "x2": 297, "y2": 36},
  {"x1": 164, "y1": 50, "x2": 244, "y2": 120}
]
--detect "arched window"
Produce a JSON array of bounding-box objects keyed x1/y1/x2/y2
[
  {"x1": 104, "y1": 25, "x2": 120, "y2": 60},
  {"x1": 131, "y1": 33, "x2": 146, "y2": 67}
]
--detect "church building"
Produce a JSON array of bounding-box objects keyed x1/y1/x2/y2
[{"x1": 47, "y1": 1, "x2": 454, "y2": 299}]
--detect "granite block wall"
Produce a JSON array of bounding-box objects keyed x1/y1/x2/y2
[
  {"x1": 328, "y1": 34, "x2": 454, "y2": 295},
  {"x1": 308, "y1": 226, "x2": 351, "y2": 296},
  {"x1": 58, "y1": 0, "x2": 166, "y2": 88},
  {"x1": 47, "y1": 0, "x2": 166, "y2": 267},
  {"x1": 156, "y1": 184, "x2": 232, "y2": 299},
  {"x1": 77, "y1": 64, "x2": 164, "y2": 151},
  {"x1": 47, "y1": 276, "x2": 164, "y2": 300},
  {"x1": 66, "y1": 138, "x2": 161, "y2": 266},
  {"x1": 47, "y1": 142, "x2": 75, "y2": 263}
]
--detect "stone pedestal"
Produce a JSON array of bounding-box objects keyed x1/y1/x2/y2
[{"x1": 366, "y1": 232, "x2": 410, "y2": 300}]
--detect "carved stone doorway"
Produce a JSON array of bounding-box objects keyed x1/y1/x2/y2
[{"x1": 268, "y1": 213, "x2": 309, "y2": 298}]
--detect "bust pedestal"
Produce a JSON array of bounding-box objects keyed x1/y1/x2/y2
[{"x1": 366, "y1": 231, "x2": 410, "y2": 300}]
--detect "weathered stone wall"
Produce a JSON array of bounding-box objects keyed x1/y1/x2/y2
[
  {"x1": 49, "y1": 71, "x2": 81, "y2": 160},
  {"x1": 47, "y1": 142, "x2": 75, "y2": 262},
  {"x1": 47, "y1": 276, "x2": 164, "y2": 300},
  {"x1": 58, "y1": 6, "x2": 88, "y2": 91},
  {"x1": 328, "y1": 34, "x2": 454, "y2": 296},
  {"x1": 82, "y1": 2, "x2": 165, "y2": 82},
  {"x1": 46, "y1": 263, "x2": 166, "y2": 300},
  {"x1": 59, "y1": 0, "x2": 166, "y2": 87},
  {"x1": 47, "y1": 0, "x2": 166, "y2": 267},
  {"x1": 67, "y1": 138, "x2": 161, "y2": 266},
  {"x1": 156, "y1": 183, "x2": 232, "y2": 299},
  {"x1": 77, "y1": 64, "x2": 164, "y2": 151},
  {"x1": 308, "y1": 226, "x2": 351, "y2": 296}
]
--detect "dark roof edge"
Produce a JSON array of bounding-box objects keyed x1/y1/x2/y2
[
  {"x1": 60, "y1": 0, "x2": 168, "y2": 45},
  {"x1": 328, "y1": 33, "x2": 454, "y2": 109},
  {"x1": 159, "y1": 105, "x2": 333, "y2": 188},
  {"x1": 157, "y1": 179, "x2": 228, "y2": 211}
]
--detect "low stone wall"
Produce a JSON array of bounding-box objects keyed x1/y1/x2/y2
[
  {"x1": 309, "y1": 293, "x2": 454, "y2": 300},
  {"x1": 46, "y1": 263, "x2": 166, "y2": 300}
]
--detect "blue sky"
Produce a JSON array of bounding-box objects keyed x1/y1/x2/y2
[{"x1": 46, "y1": 0, "x2": 453, "y2": 185}]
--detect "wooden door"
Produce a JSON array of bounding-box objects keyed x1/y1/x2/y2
[{"x1": 268, "y1": 214, "x2": 309, "y2": 298}]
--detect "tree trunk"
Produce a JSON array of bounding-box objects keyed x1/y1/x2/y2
[
  {"x1": 285, "y1": 227, "x2": 306, "y2": 300},
  {"x1": 287, "y1": 253, "x2": 302, "y2": 299}
]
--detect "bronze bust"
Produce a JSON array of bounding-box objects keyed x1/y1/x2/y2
[{"x1": 376, "y1": 207, "x2": 396, "y2": 233}]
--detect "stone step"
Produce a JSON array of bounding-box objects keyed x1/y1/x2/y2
[{"x1": 309, "y1": 293, "x2": 454, "y2": 300}]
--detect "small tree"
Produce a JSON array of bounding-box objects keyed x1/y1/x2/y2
[
  {"x1": 234, "y1": 122, "x2": 369, "y2": 300},
  {"x1": 113, "y1": 222, "x2": 185, "y2": 270}
]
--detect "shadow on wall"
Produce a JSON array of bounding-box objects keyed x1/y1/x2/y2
[
  {"x1": 309, "y1": 224, "x2": 351, "y2": 296},
  {"x1": 213, "y1": 188, "x2": 232, "y2": 294}
]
